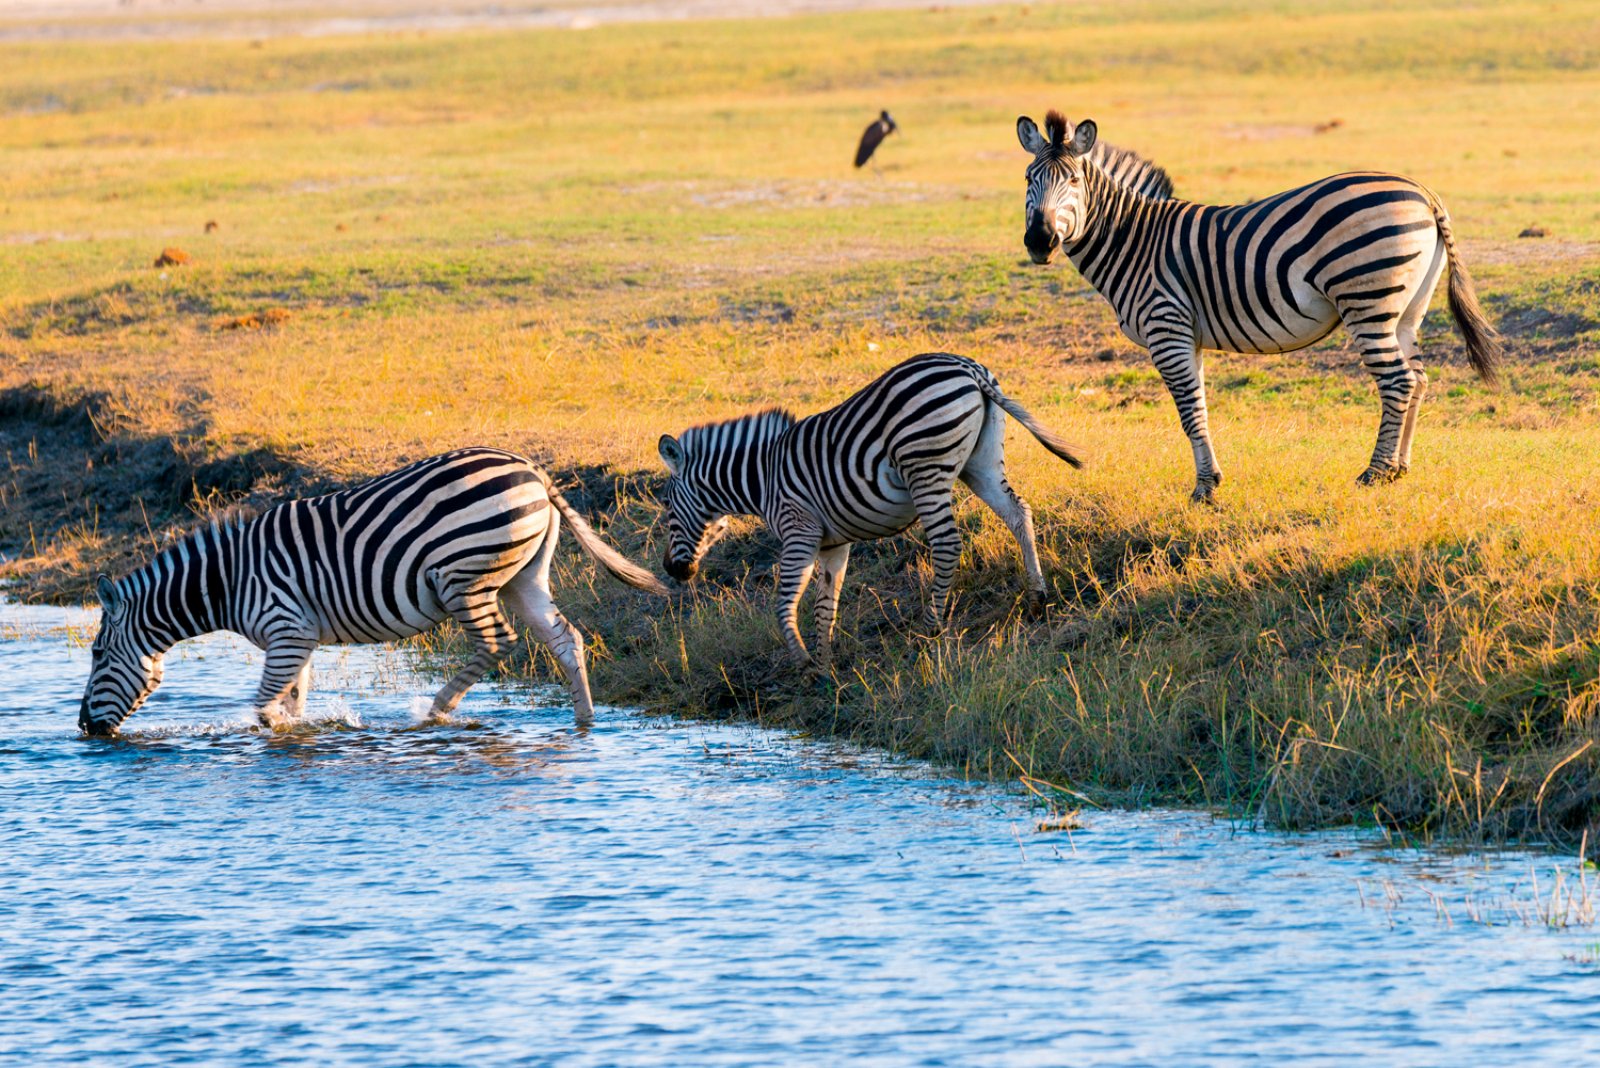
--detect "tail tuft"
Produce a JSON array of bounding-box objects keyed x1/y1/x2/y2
[
  {"x1": 1447, "y1": 261, "x2": 1503, "y2": 388},
  {"x1": 539, "y1": 472, "x2": 671, "y2": 597},
  {"x1": 997, "y1": 394, "x2": 1084, "y2": 468},
  {"x1": 1430, "y1": 193, "x2": 1503, "y2": 388},
  {"x1": 967, "y1": 362, "x2": 1084, "y2": 468}
]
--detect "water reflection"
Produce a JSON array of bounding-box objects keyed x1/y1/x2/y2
[{"x1": 2, "y1": 603, "x2": 1597, "y2": 1066}]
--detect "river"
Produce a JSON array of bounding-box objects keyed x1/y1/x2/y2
[{"x1": 2, "y1": 602, "x2": 1596, "y2": 1065}]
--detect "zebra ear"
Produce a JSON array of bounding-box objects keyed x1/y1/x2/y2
[
  {"x1": 1017, "y1": 116, "x2": 1047, "y2": 155},
  {"x1": 95, "y1": 574, "x2": 122, "y2": 616},
  {"x1": 658, "y1": 434, "x2": 684, "y2": 476},
  {"x1": 1068, "y1": 118, "x2": 1098, "y2": 157}
]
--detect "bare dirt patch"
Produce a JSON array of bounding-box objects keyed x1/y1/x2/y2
[
  {"x1": 216, "y1": 307, "x2": 292, "y2": 331},
  {"x1": 1463, "y1": 238, "x2": 1600, "y2": 269}
]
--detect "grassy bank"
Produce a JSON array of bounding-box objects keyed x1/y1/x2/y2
[{"x1": 3, "y1": 0, "x2": 1599, "y2": 842}]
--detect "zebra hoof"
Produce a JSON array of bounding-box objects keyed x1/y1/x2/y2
[
  {"x1": 1356, "y1": 465, "x2": 1400, "y2": 487},
  {"x1": 1023, "y1": 590, "x2": 1047, "y2": 620},
  {"x1": 1190, "y1": 484, "x2": 1219, "y2": 506}
]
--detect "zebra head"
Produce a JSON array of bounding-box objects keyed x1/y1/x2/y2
[
  {"x1": 656, "y1": 434, "x2": 731, "y2": 582},
  {"x1": 80, "y1": 575, "x2": 164, "y2": 737},
  {"x1": 1017, "y1": 110, "x2": 1098, "y2": 264}
]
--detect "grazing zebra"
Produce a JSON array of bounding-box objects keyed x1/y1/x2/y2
[
  {"x1": 1017, "y1": 110, "x2": 1501, "y2": 501},
  {"x1": 657, "y1": 352, "x2": 1081, "y2": 666},
  {"x1": 79, "y1": 448, "x2": 667, "y2": 736}
]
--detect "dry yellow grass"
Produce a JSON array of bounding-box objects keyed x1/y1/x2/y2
[{"x1": 2, "y1": 0, "x2": 1598, "y2": 841}]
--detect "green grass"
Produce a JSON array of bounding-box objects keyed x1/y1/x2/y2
[{"x1": 2, "y1": 0, "x2": 1599, "y2": 843}]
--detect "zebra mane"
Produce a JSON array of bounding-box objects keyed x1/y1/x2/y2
[
  {"x1": 1087, "y1": 140, "x2": 1175, "y2": 200},
  {"x1": 1043, "y1": 110, "x2": 1070, "y2": 155},
  {"x1": 133, "y1": 511, "x2": 247, "y2": 576},
  {"x1": 681, "y1": 407, "x2": 797, "y2": 451}
]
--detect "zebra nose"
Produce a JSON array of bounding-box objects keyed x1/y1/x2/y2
[
  {"x1": 664, "y1": 555, "x2": 698, "y2": 582},
  {"x1": 1024, "y1": 212, "x2": 1058, "y2": 258},
  {"x1": 80, "y1": 706, "x2": 113, "y2": 737}
]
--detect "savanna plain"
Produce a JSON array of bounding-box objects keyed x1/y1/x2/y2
[{"x1": 3, "y1": 0, "x2": 1599, "y2": 846}]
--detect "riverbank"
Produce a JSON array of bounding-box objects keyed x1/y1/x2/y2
[{"x1": 4, "y1": 0, "x2": 1598, "y2": 843}]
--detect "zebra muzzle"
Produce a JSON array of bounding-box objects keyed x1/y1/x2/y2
[
  {"x1": 1024, "y1": 213, "x2": 1059, "y2": 263},
  {"x1": 79, "y1": 699, "x2": 114, "y2": 737}
]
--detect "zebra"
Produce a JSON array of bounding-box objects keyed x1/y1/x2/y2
[
  {"x1": 79, "y1": 447, "x2": 668, "y2": 736},
  {"x1": 656, "y1": 352, "x2": 1081, "y2": 667},
  {"x1": 1086, "y1": 138, "x2": 1174, "y2": 200},
  {"x1": 1017, "y1": 110, "x2": 1501, "y2": 502}
]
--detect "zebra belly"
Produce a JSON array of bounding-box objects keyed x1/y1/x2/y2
[
  {"x1": 819, "y1": 459, "x2": 917, "y2": 545},
  {"x1": 309, "y1": 582, "x2": 447, "y2": 645},
  {"x1": 1195, "y1": 295, "x2": 1340, "y2": 354}
]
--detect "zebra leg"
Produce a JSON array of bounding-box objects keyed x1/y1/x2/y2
[
  {"x1": 427, "y1": 593, "x2": 516, "y2": 724},
  {"x1": 909, "y1": 474, "x2": 964, "y2": 629},
  {"x1": 1338, "y1": 282, "x2": 1429, "y2": 485},
  {"x1": 1396, "y1": 365, "x2": 1429, "y2": 474},
  {"x1": 499, "y1": 563, "x2": 596, "y2": 728},
  {"x1": 813, "y1": 544, "x2": 852, "y2": 669},
  {"x1": 1355, "y1": 356, "x2": 1419, "y2": 485},
  {"x1": 283, "y1": 659, "x2": 313, "y2": 721},
  {"x1": 252, "y1": 638, "x2": 318, "y2": 729},
  {"x1": 1148, "y1": 330, "x2": 1223, "y2": 503},
  {"x1": 1341, "y1": 309, "x2": 1420, "y2": 484},
  {"x1": 1391, "y1": 234, "x2": 1447, "y2": 478},
  {"x1": 959, "y1": 463, "x2": 1046, "y2": 618},
  {"x1": 774, "y1": 531, "x2": 823, "y2": 666}
]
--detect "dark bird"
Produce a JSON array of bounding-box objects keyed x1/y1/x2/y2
[{"x1": 854, "y1": 110, "x2": 898, "y2": 168}]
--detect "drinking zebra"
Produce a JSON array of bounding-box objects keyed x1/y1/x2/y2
[
  {"x1": 1017, "y1": 110, "x2": 1501, "y2": 501},
  {"x1": 79, "y1": 448, "x2": 668, "y2": 736},
  {"x1": 657, "y1": 352, "x2": 1081, "y2": 667}
]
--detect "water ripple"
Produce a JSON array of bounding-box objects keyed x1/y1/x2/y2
[{"x1": 1, "y1": 603, "x2": 1597, "y2": 1066}]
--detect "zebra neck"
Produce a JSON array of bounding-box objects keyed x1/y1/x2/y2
[
  {"x1": 709, "y1": 449, "x2": 773, "y2": 517},
  {"x1": 693, "y1": 413, "x2": 790, "y2": 517},
  {"x1": 1065, "y1": 167, "x2": 1156, "y2": 303},
  {"x1": 126, "y1": 522, "x2": 237, "y2": 647}
]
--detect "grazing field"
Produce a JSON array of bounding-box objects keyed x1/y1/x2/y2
[{"x1": 3, "y1": 0, "x2": 1598, "y2": 842}]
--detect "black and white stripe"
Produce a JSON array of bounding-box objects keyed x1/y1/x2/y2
[
  {"x1": 80, "y1": 447, "x2": 667, "y2": 735},
  {"x1": 1018, "y1": 110, "x2": 1501, "y2": 500},
  {"x1": 657, "y1": 353, "x2": 1081, "y2": 665}
]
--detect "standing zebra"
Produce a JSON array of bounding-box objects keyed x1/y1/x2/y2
[
  {"x1": 1017, "y1": 110, "x2": 1501, "y2": 501},
  {"x1": 657, "y1": 352, "x2": 1081, "y2": 666},
  {"x1": 79, "y1": 448, "x2": 668, "y2": 736}
]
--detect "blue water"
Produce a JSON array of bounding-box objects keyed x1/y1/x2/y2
[{"x1": 2, "y1": 602, "x2": 1597, "y2": 1066}]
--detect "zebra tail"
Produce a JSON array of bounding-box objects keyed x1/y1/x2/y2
[
  {"x1": 974, "y1": 374, "x2": 1084, "y2": 469},
  {"x1": 540, "y1": 474, "x2": 672, "y2": 597},
  {"x1": 1431, "y1": 194, "x2": 1503, "y2": 388}
]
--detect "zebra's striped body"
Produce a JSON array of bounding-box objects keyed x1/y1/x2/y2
[
  {"x1": 80, "y1": 447, "x2": 667, "y2": 735},
  {"x1": 657, "y1": 353, "x2": 1081, "y2": 665},
  {"x1": 1018, "y1": 111, "x2": 1501, "y2": 501}
]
